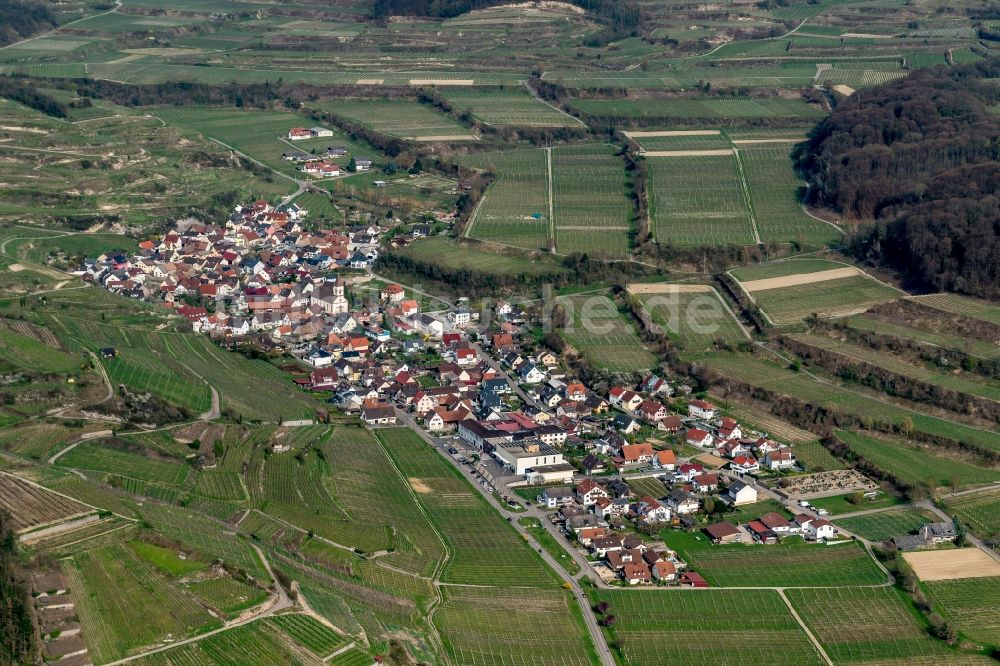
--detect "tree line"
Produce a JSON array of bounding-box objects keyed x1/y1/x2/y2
[
  {"x1": 0, "y1": 511, "x2": 34, "y2": 665},
  {"x1": 798, "y1": 59, "x2": 1000, "y2": 298},
  {"x1": 0, "y1": 0, "x2": 56, "y2": 47}
]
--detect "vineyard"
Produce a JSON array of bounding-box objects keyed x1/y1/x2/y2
[
  {"x1": 0, "y1": 474, "x2": 92, "y2": 532},
  {"x1": 552, "y1": 143, "x2": 631, "y2": 258},
  {"x1": 941, "y1": 488, "x2": 1000, "y2": 541},
  {"x1": 559, "y1": 294, "x2": 657, "y2": 373},
  {"x1": 440, "y1": 87, "x2": 582, "y2": 127}
]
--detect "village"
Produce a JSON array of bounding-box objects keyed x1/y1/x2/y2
[{"x1": 76, "y1": 195, "x2": 963, "y2": 590}]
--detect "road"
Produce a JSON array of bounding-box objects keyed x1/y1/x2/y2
[
  {"x1": 394, "y1": 411, "x2": 615, "y2": 666},
  {"x1": 916, "y1": 499, "x2": 1000, "y2": 565},
  {"x1": 470, "y1": 341, "x2": 546, "y2": 412}
]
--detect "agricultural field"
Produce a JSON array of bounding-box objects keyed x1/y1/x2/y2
[
  {"x1": 375, "y1": 428, "x2": 558, "y2": 586},
  {"x1": 0, "y1": 473, "x2": 91, "y2": 532},
  {"x1": 590, "y1": 588, "x2": 824, "y2": 665},
  {"x1": 941, "y1": 488, "x2": 1000, "y2": 542},
  {"x1": 551, "y1": 143, "x2": 631, "y2": 258},
  {"x1": 633, "y1": 132, "x2": 733, "y2": 152},
  {"x1": 153, "y1": 107, "x2": 372, "y2": 180},
  {"x1": 786, "y1": 587, "x2": 981, "y2": 664},
  {"x1": 835, "y1": 508, "x2": 938, "y2": 542},
  {"x1": 736, "y1": 266, "x2": 900, "y2": 325},
  {"x1": 441, "y1": 86, "x2": 582, "y2": 127},
  {"x1": 63, "y1": 542, "x2": 220, "y2": 664},
  {"x1": 57, "y1": 440, "x2": 190, "y2": 486},
  {"x1": 698, "y1": 354, "x2": 1000, "y2": 453},
  {"x1": 738, "y1": 144, "x2": 842, "y2": 245},
  {"x1": 844, "y1": 315, "x2": 1000, "y2": 361},
  {"x1": 665, "y1": 531, "x2": 886, "y2": 587},
  {"x1": 630, "y1": 284, "x2": 747, "y2": 349},
  {"x1": 834, "y1": 430, "x2": 1000, "y2": 491},
  {"x1": 459, "y1": 149, "x2": 551, "y2": 251},
  {"x1": 790, "y1": 332, "x2": 1000, "y2": 403},
  {"x1": 0, "y1": 327, "x2": 78, "y2": 373},
  {"x1": 731, "y1": 259, "x2": 860, "y2": 282},
  {"x1": 434, "y1": 587, "x2": 597, "y2": 666},
  {"x1": 909, "y1": 293, "x2": 1000, "y2": 326},
  {"x1": 558, "y1": 294, "x2": 657, "y2": 372},
  {"x1": 646, "y1": 152, "x2": 757, "y2": 246},
  {"x1": 312, "y1": 99, "x2": 475, "y2": 140},
  {"x1": 572, "y1": 96, "x2": 825, "y2": 119},
  {"x1": 396, "y1": 236, "x2": 568, "y2": 277},
  {"x1": 267, "y1": 614, "x2": 347, "y2": 657},
  {"x1": 923, "y1": 576, "x2": 1000, "y2": 647}
]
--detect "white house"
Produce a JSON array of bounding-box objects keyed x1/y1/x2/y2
[
  {"x1": 518, "y1": 363, "x2": 546, "y2": 385},
  {"x1": 730, "y1": 455, "x2": 760, "y2": 475},
  {"x1": 765, "y1": 448, "x2": 796, "y2": 470},
  {"x1": 576, "y1": 479, "x2": 609, "y2": 507},
  {"x1": 688, "y1": 398, "x2": 717, "y2": 420},
  {"x1": 804, "y1": 518, "x2": 836, "y2": 541},
  {"x1": 727, "y1": 481, "x2": 758, "y2": 506}
]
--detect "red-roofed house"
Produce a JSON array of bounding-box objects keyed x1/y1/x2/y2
[
  {"x1": 622, "y1": 562, "x2": 652, "y2": 585},
  {"x1": 688, "y1": 398, "x2": 717, "y2": 419},
  {"x1": 576, "y1": 480, "x2": 609, "y2": 506},
  {"x1": 654, "y1": 449, "x2": 677, "y2": 471},
  {"x1": 686, "y1": 428, "x2": 713, "y2": 448},
  {"x1": 621, "y1": 443, "x2": 654, "y2": 465},
  {"x1": 652, "y1": 560, "x2": 676, "y2": 583}
]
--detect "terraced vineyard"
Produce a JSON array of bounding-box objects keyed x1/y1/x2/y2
[
  {"x1": 910, "y1": 294, "x2": 1000, "y2": 326},
  {"x1": 748, "y1": 275, "x2": 900, "y2": 325},
  {"x1": 698, "y1": 354, "x2": 1000, "y2": 453},
  {"x1": 0, "y1": 473, "x2": 91, "y2": 532}
]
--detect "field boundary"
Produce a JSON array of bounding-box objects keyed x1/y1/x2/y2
[{"x1": 732, "y1": 148, "x2": 762, "y2": 244}]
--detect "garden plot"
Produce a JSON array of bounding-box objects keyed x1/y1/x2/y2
[
  {"x1": 551, "y1": 143, "x2": 631, "y2": 258},
  {"x1": 591, "y1": 589, "x2": 824, "y2": 666},
  {"x1": 558, "y1": 294, "x2": 656, "y2": 372}
]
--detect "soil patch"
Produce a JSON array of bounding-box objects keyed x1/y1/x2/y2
[
  {"x1": 627, "y1": 283, "x2": 712, "y2": 295},
  {"x1": 903, "y1": 548, "x2": 1000, "y2": 581},
  {"x1": 409, "y1": 477, "x2": 432, "y2": 494},
  {"x1": 740, "y1": 266, "x2": 862, "y2": 292}
]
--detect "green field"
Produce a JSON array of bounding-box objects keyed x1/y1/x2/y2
[
  {"x1": 791, "y1": 332, "x2": 1000, "y2": 403},
  {"x1": 745, "y1": 275, "x2": 901, "y2": 325},
  {"x1": 63, "y1": 542, "x2": 220, "y2": 663},
  {"x1": 699, "y1": 354, "x2": 1000, "y2": 453},
  {"x1": 910, "y1": 293, "x2": 1000, "y2": 326},
  {"x1": 635, "y1": 286, "x2": 747, "y2": 349},
  {"x1": 460, "y1": 149, "x2": 551, "y2": 250},
  {"x1": 313, "y1": 99, "x2": 475, "y2": 140},
  {"x1": 924, "y1": 576, "x2": 1000, "y2": 647},
  {"x1": 397, "y1": 236, "x2": 568, "y2": 277},
  {"x1": 441, "y1": 86, "x2": 582, "y2": 127},
  {"x1": 559, "y1": 294, "x2": 657, "y2": 372},
  {"x1": 590, "y1": 588, "x2": 824, "y2": 665},
  {"x1": 786, "y1": 587, "x2": 982, "y2": 663},
  {"x1": 58, "y1": 441, "x2": 190, "y2": 486},
  {"x1": 731, "y1": 259, "x2": 854, "y2": 281},
  {"x1": 435, "y1": 587, "x2": 597, "y2": 666},
  {"x1": 845, "y1": 315, "x2": 1000, "y2": 361},
  {"x1": 835, "y1": 508, "x2": 937, "y2": 542},
  {"x1": 573, "y1": 97, "x2": 825, "y2": 119},
  {"x1": 153, "y1": 107, "x2": 372, "y2": 179},
  {"x1": 836, "y1": 430, "x2": 1000, "y2": 490},
  {"x1": 551, "y1": 143, "x2": 631, "y2": 258},
  {"x1": 941, "y1": 488, "x2": 1000, "y2": 541},
  {"x1": 646, "y1": 153, "x2": 756, "y2": 246},
  {"x1": 665, "y1": 531, "x2": 886, "y2": 587},
  {"x1": 635, "y1": 132, "x2": 733, "y2": 151}
]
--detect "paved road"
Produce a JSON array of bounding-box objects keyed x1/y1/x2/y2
[
  {"x1": 916, "y1": 499, "x2": 1000, "y2": 564},
  {"x1": 395, "y1": 412, "x2": 615, "y2": 666}
]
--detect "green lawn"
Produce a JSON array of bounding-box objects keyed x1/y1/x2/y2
[{"x1": 519, "y1": 516, "x2": 580, "y2": 576}]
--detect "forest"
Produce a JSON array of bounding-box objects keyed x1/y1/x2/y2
[
  {"x1": 0, "y1": 512, "x2": 34, "y2": 665},
  {"x1": 0, "y1": 0, "x2": 56, "y2": 47},
  {"x1": 800, "y1": 60, "x2": 1000, "y2": 298}
]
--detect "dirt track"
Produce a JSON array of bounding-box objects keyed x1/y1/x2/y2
[
  {"x1": 903, "y1": 549, "x2": 1000, "y2": 581},
  {"x1": 626, "y1": 283, "x2": 712, "y2": 294},
  {"x1": 409, "y1": 79, "x2": 474, "y2": 85},
  {"x1": 739, "y1": 266, "x2": 862, "y2": 292},
  {"x1": 642, "y1": 149, "x2": 734, "y2": 157}
]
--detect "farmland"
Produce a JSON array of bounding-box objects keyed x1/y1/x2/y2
[
  {"x1": 590, "y1": 588, "x2": 824, "y2": 666},
  {"x1": 441, "y1": 86, "x2": 582, "y2": 127},
  {"x1": 835, "y1": 430, "x2": 1000, "y2": 490},
  {"x1": 313, "y1": 99, "x2": 475, "y2": 140},
  {"x1": 665, "y1": 531, "x2": 886, "y2": 588},
  {"x1": 0, "y1": 473, "x2": 91, "y2": 532},
  {"x1": 434, "y1": 587, "x2": 597, "y2": 666},
  {"x1": 786, "y1": 587, "x2": 981, "y2": 664},
  {"x1": 909, "y1": 294, "x2": 1000, "y2": 326},
  {"x1": 923, "y1": 576, "x2": 1000, "y2": 647},
  {"x1": 558, "y1": 294, "x2": 657, "y2": 372},
  {"x1": 835, "y1": 508, "x2": 938, "y2": 542},
  {"x1": 459, "y1": 149, "x2": 551, "y2": 250},
  {"x1": 551, "y1": 143, "x2": 632, "y2": 258},
  {"x1": 940, "y1": 488, "x2": 1000, "y2": 542},
  {"x1": 698, "y1": 354, "x2": 1000, "y2": 453},
  {"x1": 128, "y1": 620, "x2": 328, "y2": 666},
  {"x1": 572, "y1": 97, "x2": 824, "y2": 120},
  {"x1": 741, "y1": 274, "x2": 900, "y2": 325},
  {"x1": 632, "y1": 284, "x2": 748, "y2": 349},
  {"x1": 789, "y1": 332, "x2": 1000, "y2": 403},
  {"x1": 396, "y1": 236, "x2": 568, "y2": 277}
]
